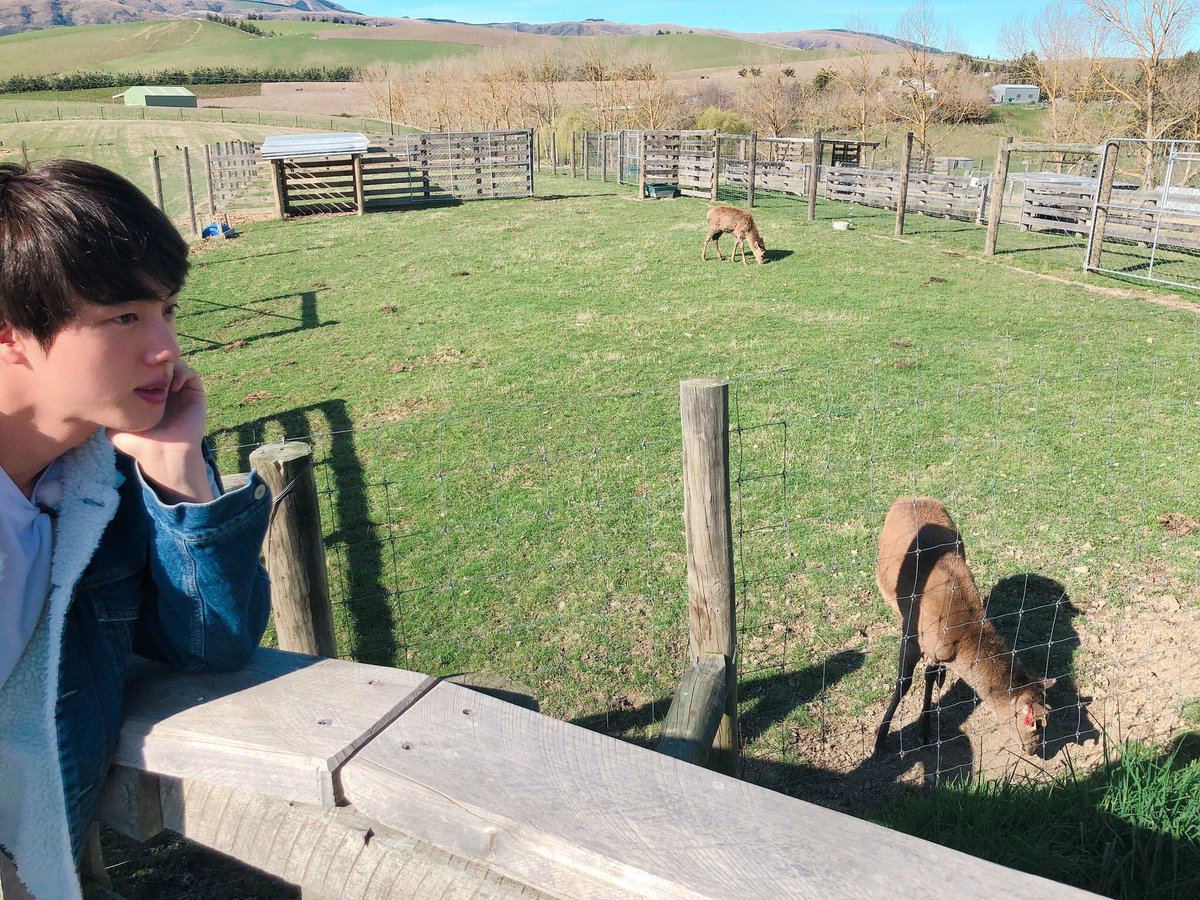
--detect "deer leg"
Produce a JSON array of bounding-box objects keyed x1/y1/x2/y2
[
  {"x1": 919, "y1": 663, "x2": 947, "y2": 744},
  {"x1": 874, "y1": 635, "x2": 922, "y2": 757},
  {"x1": 702, "y1": 230, "x2": 718, "y2": 261}
]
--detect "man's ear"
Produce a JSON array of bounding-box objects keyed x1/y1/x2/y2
[{"x1": 0, "y1": 323, "x2": 31, "y2": 365}]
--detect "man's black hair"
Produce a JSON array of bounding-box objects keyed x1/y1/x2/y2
[{"x1": 0, "y1": 159, "x2": 189, "y2": 348}]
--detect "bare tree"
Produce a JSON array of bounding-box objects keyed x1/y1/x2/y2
[
  {"x1": 838, "y1": 16, "x2": 886, "y2": 141},
  {"x1": 737, "y1": 54, "x2": 804, "y2": 137},
  {"x1": 520, "y1": 48, "x2": 567, "y2": 127},
  {"x1": 358, "y1": 63, "x2": 409, "y2": 130},
  {"x1": 885, "y1": 0, "x2": 964, "y2": 155},
  {"x1": 626, "y1": 53, "x2": 685, "y2": 129},
  {"x1": 1082, "y1": 0, "x2": 1199, "y2": 174},
  {"x1": 574, "y1": 37, "x2": 631, "y2": 132},
  {"x1": 1000, "y1": 2, "x2": 1096, "y2": 142}
]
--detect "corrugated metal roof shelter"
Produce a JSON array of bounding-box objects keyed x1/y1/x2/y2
[
  {"x1": 117, "y1": 86, "x2": 197, "y2": 108},
  {"x1": 261, "y1": 133, "x2": 371, "y2": 218},
  {"x1": 261, "y1": 133, "x2": 369, "y2": 160}
]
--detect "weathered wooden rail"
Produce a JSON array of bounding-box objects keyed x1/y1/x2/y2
[{"x1": 97, "y1": 647, "x2": 1093, "y2": 898}]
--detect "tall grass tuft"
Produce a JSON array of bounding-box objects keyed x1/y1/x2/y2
[{"x1": 873, "y1": 733, "x2": 1200, "y2": 897}]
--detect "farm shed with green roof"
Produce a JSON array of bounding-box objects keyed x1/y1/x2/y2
[{"x1": 115, "y1": 86, "x2": 198, "y2": 108}]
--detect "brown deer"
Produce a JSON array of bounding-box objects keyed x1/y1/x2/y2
[
  {"x1": 702, "y1": 205, "x2": 766, "y2": 265},
  {"x1": 873, "y1": 496, "x2": 1054, "y2": 758}
]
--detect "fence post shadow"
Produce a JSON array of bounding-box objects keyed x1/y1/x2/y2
[{"x1": 212, "y1": 398, "x2": 398, "y2": 667}]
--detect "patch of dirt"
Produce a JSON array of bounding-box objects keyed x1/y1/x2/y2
[
  {"x1": 1159, "y1": 512, "x2": 1200, "y2": 536},
  {"x1": 201, "y1": 82, "x2": 374, "y2": 117},
  {"x1": 750, "y1": 564, "x2": 1200, "y2": 816},
  {"x1": 359, "y1": 396, "x2": 447, "y2": 425}
]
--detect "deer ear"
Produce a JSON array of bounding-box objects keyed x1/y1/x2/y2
[{"x1": 1042, "y1": 677, "x2": 1057, "y2": 690}]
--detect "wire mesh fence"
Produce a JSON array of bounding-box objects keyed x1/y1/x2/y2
[
  {"x1": 193, "y1": 312, "x2": 1200, "y2": 799},
  {"x1": 1087, "y1": 138, "x2": 1200, "y2": 295}
]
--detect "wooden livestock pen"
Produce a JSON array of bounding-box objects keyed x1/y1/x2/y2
[
  {"x1": 824, "y1": 166, "x2": 985, "y2": 222},
  {"x1": 636, "y1": 130, "x2": 719, "y2": 199},
  {"x1": 261, "y1": 130, "x2": 534, "y2": 218}
]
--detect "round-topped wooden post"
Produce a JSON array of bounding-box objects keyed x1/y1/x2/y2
[
  {"x1": 249, "y1": 441, "x2": 336, "y2": 658},
  {"x1": 678, "y1": 378, "x2": 738, "y2": 775}
]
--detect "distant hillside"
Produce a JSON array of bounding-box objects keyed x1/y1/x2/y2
[
  {"x1": 0, "y1": 0, "x2": 363, "y2": 36},
  {"x1": 1, "y1": 5, "x2": 931, "y2": 56},
  {"x1": 463, "y1": 19, "x2": 928, "y2": 52}
]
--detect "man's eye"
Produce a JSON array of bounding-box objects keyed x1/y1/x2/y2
[
  {"x1": 113, "y1": 313, "x2": 137, "y2": 324},
  {"x1": 164, "y1": 303, "x2": 178, "y2": 318}
]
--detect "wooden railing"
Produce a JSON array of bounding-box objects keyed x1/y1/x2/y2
[{"x1": 97, "y1": 647, "x2": 1092, "y2": 898}]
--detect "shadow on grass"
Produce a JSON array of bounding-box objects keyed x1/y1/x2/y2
[
  {"x1": 179, "y1": 290, "x2": 336, "y2": 354},
  {"x1": 209, "y1": 399, "x2": 397, "y2": 667},
  {"x1": 872, "y1": 731, "x2": 1200, "y2": 898},
  {"x1": 196, "y1": 247, "x2": 311, "y2": 265},
  {"x1": 993, "y1": 242, "x2": 1082, "y2": 254},
  {"x1": 568, "y1": 648, "x2": 865, "y2": 752}
]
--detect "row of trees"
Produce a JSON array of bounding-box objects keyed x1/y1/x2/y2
[
  {"x1": 357, "y1": 0, "x2": 1200, "y2": 158},
  {"x1": 357, "y1": 35, "x2": 994, "y2": 151},
  {"x1": 0, "y1": 66, "x2": 357, "y2": 94},
  {"x1": 1001, "y1": 0, "x2": 1200, "y2": 152}
]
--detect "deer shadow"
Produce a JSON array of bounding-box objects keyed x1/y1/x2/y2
[{"x1": 984, "y1": 572, "x2": 1097, "y2": 758}]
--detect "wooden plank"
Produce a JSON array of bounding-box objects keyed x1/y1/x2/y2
[
  {"x1": 114, "y1": 647, "x2": 429, "y2": 805},
  {"x1": 341, "y1": 680, "x2": 1092, "y2": 900},
  {"x1": 152, "y1": 776, "x2": 552, "y2": 900}
]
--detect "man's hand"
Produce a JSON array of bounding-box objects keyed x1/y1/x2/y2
[{"x1": 108, "y1": 360, "x2": 215, "y2": 503}]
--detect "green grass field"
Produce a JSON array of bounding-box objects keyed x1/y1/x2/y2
[
  {"x1": 0, "y1": 19, "x2": 829, "y2": 80},
  {"x1": 0, "y1": 19, "x2": 485, "y2": 78},
  {"x1": 135, "y1": 165, "x2": 1198, "y2": 785}
]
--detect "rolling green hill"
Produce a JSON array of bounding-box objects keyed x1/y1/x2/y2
[{"x1": 0, "y1": 18, "x2": 837, "y2": 81}]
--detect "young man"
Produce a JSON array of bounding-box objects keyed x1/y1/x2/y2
[{"x1": 0, "y1": 159, "x2": 272, "y2": 898}]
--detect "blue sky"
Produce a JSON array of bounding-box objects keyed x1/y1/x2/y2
[{"x1": 344, "y1": 2, "x2": 1067, "y2": 59}]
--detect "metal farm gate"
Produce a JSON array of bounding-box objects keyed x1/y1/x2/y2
[{"x1": 1085, "y1": 138, "x2": 1200, "y2": 293}]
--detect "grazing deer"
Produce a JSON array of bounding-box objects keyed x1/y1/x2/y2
[
  {"x1": 702, "y1": 205, "x2": 766, "y2": 265},
  {"x1": 874, "y1": 496, "x2": 1054, "y2": 758}
]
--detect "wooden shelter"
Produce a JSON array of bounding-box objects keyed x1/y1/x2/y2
[{"x1": 261, "y1": 132, "x2": 370, "y2": 218}]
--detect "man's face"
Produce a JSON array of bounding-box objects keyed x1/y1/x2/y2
[{"x1": 23, "y1": 297, "x2": 181, "y2": 438}]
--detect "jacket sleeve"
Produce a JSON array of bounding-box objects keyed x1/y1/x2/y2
[{"x1": 131, "y1": 447, "x2": 272, "y2": 672}]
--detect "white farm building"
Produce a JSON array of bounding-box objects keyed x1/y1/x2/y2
[{"x1": 989, "y1": 84, "x2": 1041, "y2": 104}]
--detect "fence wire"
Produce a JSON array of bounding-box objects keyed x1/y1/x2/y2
[{"x1": 200, "y1": 312, "x2": 1200, "y2": 801}]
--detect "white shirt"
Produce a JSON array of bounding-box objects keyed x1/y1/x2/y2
[{"x1": 0, "y1": 460, "x2": 61, "y2": 689}]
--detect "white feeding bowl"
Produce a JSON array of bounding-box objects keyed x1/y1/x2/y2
[{"x1": 832, "y1": 220, "x2": 852, "y2": 231}]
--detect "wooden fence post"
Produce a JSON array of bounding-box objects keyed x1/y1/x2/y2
[
  {"x1": 1086, "y1": 139, "x2": 1119, "y2": 270},
  {"x1": 249, "y1": 442, "x2": 337, "y2": 658},
  {"x1": 747, "y1": 132, "x2": 758, "y2": 209},
  {"x1": 674, "y1": 378, "x2": 738, "y2": 776},
  {"x1": 807, "y1": 130, "x2": 822, "y2": 221},
  {"x1": 895, "y1": 131, "x2": 912, "y2": 237},
  {"x1": 149, "y1": 152, "x2": 164, "y2": 212},
  {"x1": 352, "y1": 153, "x2": 365, "y2": 215},
  {"x1": 526, "y1": 128, "x2": 535, "y2": 197},
  {"x1": 204, "y1": 143, "x2": 217, "y2": 217},
  {"x1": 551, "y1": 130, "x2": 557, "y2": 176},
  {"x1": 601, "y1": 132, "x2": 607, "y2": 183},
  {"x1": 571, "y1": 131, "x2": 577, "y2": 178},
  {"x1": 710, "y1": 131, "x2": 719, "y2": 201},
  {"x1": 270, "y1": 159, "x2": 286, "y2": 220},
  {"x1": 984, "y1": 136, "x2": 1012, "y2": 256},
  {"x1": 637, "y1": 134, "x2": 647, "y2": 200},
  {"x1": 181, "y1": 146, "x2": 198, "y2": 236}
]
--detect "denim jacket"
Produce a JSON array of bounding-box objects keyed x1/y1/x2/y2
[{"x1": 0, "y1": 431, "x2": 271, "y2": 899}]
